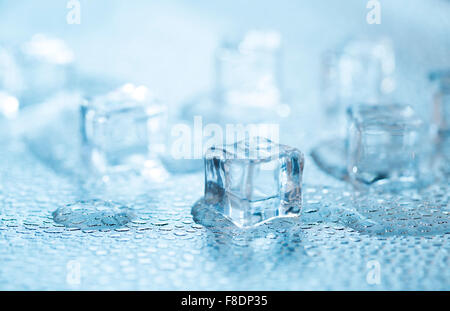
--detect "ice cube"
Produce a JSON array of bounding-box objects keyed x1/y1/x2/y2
[
  {"x1": 81, "y1": 83, "x2": 167, "y2": 175},
  {"x1": 204, "y1": 137, "x2": 304, "y2": 227},
  {"x1": 429, "y1": 70, "x2": 450, "y2": 136},
  {"x1": 320, "y1": 38, "x2": 395, "y2": 133},
  {"x1": 347, "y1": 103, "x2": 426, "y2": 191},
  {"x1": 214, "y1": 31, "x2": 288, "y2": 122}
]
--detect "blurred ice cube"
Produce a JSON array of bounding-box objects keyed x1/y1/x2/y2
[
  {"x1": 0, "y1": 45, "x2": 23, "y2": 95},
  {"x1": 429, "y1": 70, "x2": 450, "y2": 136},
  {"x1": 215, "y1": 31, "x2": 287, "y2": 122},
  {"x1": 347, "y1": 103, "x2": 428, "y2": 192},
  {"x1": 0, "y1": 34, "x2": 75, "y2": 112},
  {"x1": 81, "y1": 83, "x2": 168, "y2": 179},
  {"x1": 429, "y1": 70, "x2": 450, "y2": 179},
  {"x1": 18, "y1": 34, "x2": 75, "y2": 106},
  {"x1": 320, "y1": 37, "x2": 396, "y2": 132}
]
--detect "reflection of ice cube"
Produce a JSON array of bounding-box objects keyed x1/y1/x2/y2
[
  {"x1": 204, "y1": 137, "x2": 304, "y2": 227},
  {"x1": 81, "y1": 84, "x2": 167, "y2": 177},
  {"x1": 347, "y1": 104, "x2": 426, "y2": 191}
]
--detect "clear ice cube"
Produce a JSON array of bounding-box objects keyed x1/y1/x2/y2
[
  {"x1": 81, "y1": 83, "x2": 167, "y2": 174},
  {"x1": 347, "y1": 103, "x2": 426, "y2": 191},
  {"x1": 204, "y1": 137, "x2": 304, "y2": 228}
]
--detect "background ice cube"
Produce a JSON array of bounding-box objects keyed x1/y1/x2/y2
[
  {"x1": 347, "y1": 104, "x2": 428, "y2": 190},
  {"x1": 82, "y1": 84, "x2": 168, "y2": 175}
]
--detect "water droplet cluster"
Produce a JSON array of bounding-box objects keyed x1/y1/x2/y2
[{"x1": 0, "y1": 146, "x2": 448, "y2": 290}]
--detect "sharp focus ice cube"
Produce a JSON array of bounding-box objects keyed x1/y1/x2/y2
[
  {"x1": 204, "y1": 137, "x2": 304, "y2": 228},
  {"x1": 81, "y1": 83, "x2": 167, "y2": 174},
  {"x1": 347, "y1": 103, "x2": 426, "y2": 191}
]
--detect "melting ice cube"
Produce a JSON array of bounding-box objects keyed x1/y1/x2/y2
[
  {"x1": 52, "y1": 199, "x2": 134, "y2": 229},
  {"x1": 347, "y1": 103, "x2": 427, "y2": 191},
  {"x1": 204, "y1": 137, "x2": 304, "y2": 227},
  {"x1": 81, "y1": 83, "x2": 167, "y2": 176}
]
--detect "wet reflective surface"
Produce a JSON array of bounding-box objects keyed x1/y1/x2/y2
[{"x1": 0, "y1": 139, "x2": 448, "y2": 290}]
